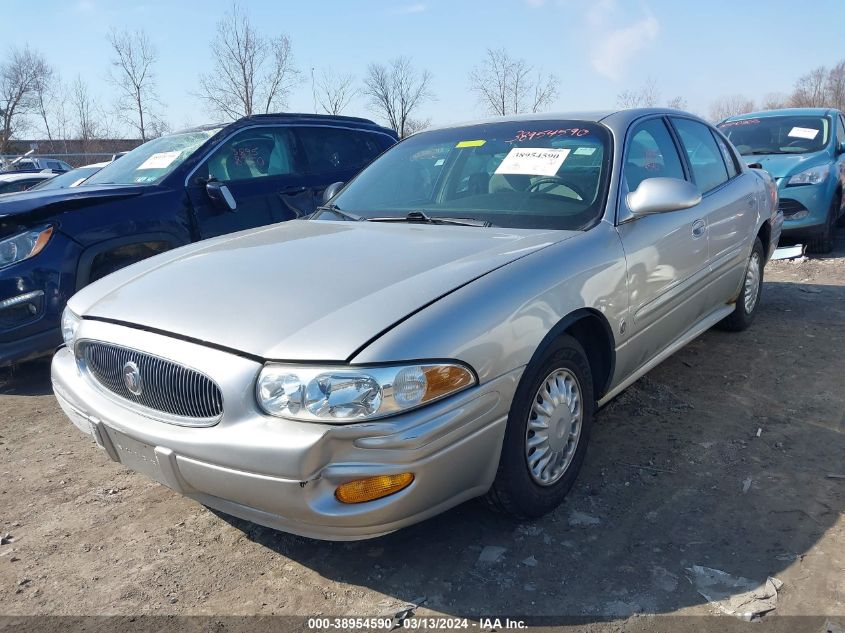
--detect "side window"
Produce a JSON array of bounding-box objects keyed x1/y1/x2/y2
[
  {"x1": 836, "y1": 115, "x2": 845, "y2": 147},
  {"x1": 624, "y1": 118, "x2": 685, "y2": 192},
  {"x1": 713, "y1": 132, "x2": 739, "y2": 179},
  {"x1": 201, "y1": 128, "x2": 299, "y2": 183},
  {"x1": 298, "y1": 127, "x2": 385, "y2": 176},
  {"x1": 671, "y1": 118, "x2": 729, "y2": 193}
]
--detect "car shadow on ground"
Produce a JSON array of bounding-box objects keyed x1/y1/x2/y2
[
  {"x1": 216, "y1": 275, "x2": 845, "y2": 619},
  {"x1": 0, "y1": 357, "x2": 52, "y2": 396}
]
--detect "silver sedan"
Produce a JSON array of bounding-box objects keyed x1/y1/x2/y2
[{"x1": 52, "y1": 108, "x2": 782, "y2": 540}]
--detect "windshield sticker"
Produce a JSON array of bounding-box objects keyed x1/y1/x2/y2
[
  {"x1": 719, "y1": 119, "x2": 760, "y2": 128},
  {"x1": 434, "y1": 158, "x2": 445, "y2": 166},
  {"x1": 573, "y1": 147, "x2": 597, "y2": 156},
  {"x1": 506, "y1": 128, "x2": 591, "y2": 143},
  {"x1": 455, "y1": 140, "x2": 486, "y2": 148},
  {"x1": 495, "y1": 147, "x2": 571, "y2": 176},
  {"x1": 138, "y1": 150, "x2": 182, "y2": 170},
  {"x1": 788, "y1": 126, "x2": 819, "y2": 140}
]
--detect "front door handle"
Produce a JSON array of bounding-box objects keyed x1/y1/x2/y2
[
  {"x1": 692, "y1": 219, "x2": 706, "y2": 238},
  {"x1": 279, "y1": 185, "x2": 307, "y2": 195}
]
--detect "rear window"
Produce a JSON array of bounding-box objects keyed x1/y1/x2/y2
[{"x1": 298, "y1": 127, "x2": 391, "y2": 176}]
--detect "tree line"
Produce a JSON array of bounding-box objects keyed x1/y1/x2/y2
[
  {"x1": 3, "y1": 2, "x2": 845, "y2": 156},
  {"x1": 618, "y1": 62, "x2": 845, "y2": 122}
]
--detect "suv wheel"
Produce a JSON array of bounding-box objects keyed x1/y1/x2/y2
[{"x1": 484, "y1": 334, "x2": 594, "y2": 517}]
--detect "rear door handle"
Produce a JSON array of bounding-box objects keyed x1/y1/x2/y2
[{"x1": 692, "y1": 219, "x2": 706, "y2": 238}]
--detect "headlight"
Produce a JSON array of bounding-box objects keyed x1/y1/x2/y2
[
  {"x1": 256, "y1": 362, "x2": 477, "y2": 422},
  {"x1": 787, "y1": 164, "x2": 830, "y2": 186},
  {"x1": 61, "y1": 307, "x2": 81, "y2": 349},
  {"x1": 0, "y1": 225, "x2": 53, "y2": 270}
]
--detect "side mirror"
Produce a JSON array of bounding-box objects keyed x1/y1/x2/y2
[
  {"x1": 322, "y1": 181, "x2": 344, "y2": 204},
  {"x1": 627, "y1": 177, "x2": 701, "y2": 217},
  {"x1": 206, "y1": 180, "x2": 237, "y2": 212},
  {"x1": 837, "y1": 142, "x2": 845, "y2": 155}
]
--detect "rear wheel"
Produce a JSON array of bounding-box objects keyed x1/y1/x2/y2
[
  {"x1": 484, "y1": 334, "x2": 594, "y2": 517},
  {"x1": 717, "y1": 237, "x2": 764, "y2": 332},
  {"x1": 808, "y1": 195, "x2": 838, "y2": 254}
]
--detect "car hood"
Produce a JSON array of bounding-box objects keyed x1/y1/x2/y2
[
  {"x1": 70, "y1": 219, "x2": 573, "y2": 361},
  {"x1": 0, "y1": 184, "x2": 147, "y2": 225},
  {"x1": 742, "y1": 151, "x2": 828, "y2": 180}
]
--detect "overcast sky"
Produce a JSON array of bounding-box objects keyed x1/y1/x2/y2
[{"x1": 7, "y1": 0, "x2": 845, "y2": 134}]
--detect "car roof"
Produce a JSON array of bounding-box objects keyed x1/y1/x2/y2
[
  {"x1": 0, "y1": 171, "x2": 54, "y2": 182},
  {"x1": 423, "y1": 108, "x2": 705, "y2": 133},
  {"x1": 177, "y1": 113, "x2": 397, "y2": 137},
  {"x1": 722, "y1": 107, "x2": 838, "y2": 121}
]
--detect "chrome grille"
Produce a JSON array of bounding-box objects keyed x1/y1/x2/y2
[{"x1": 78, "y1": 340, "x2": 223, "y2": 423}]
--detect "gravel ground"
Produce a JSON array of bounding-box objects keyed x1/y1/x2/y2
[{"x1": 1, "y1": 231, "x2": 843, "y2": 632}]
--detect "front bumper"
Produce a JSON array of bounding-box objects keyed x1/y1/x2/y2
[
  {"x1": 51, "y1": 320, "x2": 519, "y2": 540},
  {"x1": 777, "y1": 183, "x2": 831, "y2": 240}
]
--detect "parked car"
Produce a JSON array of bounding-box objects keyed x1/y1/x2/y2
[
  {"x1": 52, "y1": 109, "x2": 780, "y2": 540},
  {"x1": 0, "y1": 113, "x2": 397, "y2": 366},
  {"x1": 25, "y1": 162, "x2": 109, "y2": 191},
  {"x1": 719, "y1": 108, "x2": 845, "y2": 253},
  {"x1": 0, "y1": 171, "x2": 56, "y2": 195},
  {"x1": 2, "y1": 157, "x2": 73, "y2": 173}
]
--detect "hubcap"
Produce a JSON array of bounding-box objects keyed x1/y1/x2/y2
[
  {"x1": 743, "y1": 251, "x2": 761, "y2": 314},
  {"x1": 525, "y1": 368, "x2": 583, "y2": 486}
]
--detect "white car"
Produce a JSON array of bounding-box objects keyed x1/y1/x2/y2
[{"x1": 0, "y1": 172, "x2": 56, "y2": 195}]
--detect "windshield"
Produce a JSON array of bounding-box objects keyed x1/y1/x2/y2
[
  {"x1": 85, "y1": 129, "x2": 221, "y2": 186},
  {"x1": 718, "y1": 116, "x2": 830, "y2": 155},
  {"x1": 327, "y1": 120, "x2": 612, "y2": 230},
  {"x1": 27, "y1": 165, "x2": 101, "y2": 191}
]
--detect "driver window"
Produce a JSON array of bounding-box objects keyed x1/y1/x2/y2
[
  {"x1": 202, "y1": 128, "x2": 298, "y2": 183},
  {"x1": 624, "y1": 119, "x2": 686, "y2": 193}
]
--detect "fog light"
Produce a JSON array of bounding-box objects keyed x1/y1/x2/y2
[{"x1": 335, "y1": 473, "x2": 414, "y2": 504}]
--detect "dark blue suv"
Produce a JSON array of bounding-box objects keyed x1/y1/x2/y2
[{"x1": 0, "y1": 113, "x2": 397, "y2": 366}]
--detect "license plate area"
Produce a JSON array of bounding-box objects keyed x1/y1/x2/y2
[{"x1": 107, "y1": 428, "x2": 168, "y2": 486}]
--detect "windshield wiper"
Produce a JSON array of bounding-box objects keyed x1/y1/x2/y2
[
  {"x1": 312, "y1": 203, "x2": 362, "y2": 221},
  {"x1": 367, "y1": 210, "x2": 492, "y2": 227}
]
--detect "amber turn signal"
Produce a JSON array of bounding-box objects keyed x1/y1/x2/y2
[{"x1": 335, "y1": 473, "x2": 414, "y2": 504}]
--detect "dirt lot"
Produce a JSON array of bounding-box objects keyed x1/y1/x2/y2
[{"x1": 1, "y1": 231, "x2": 843, "y2": 631}]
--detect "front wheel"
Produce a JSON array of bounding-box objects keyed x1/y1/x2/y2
[
  {"x1": 717, "y1": 236, "x2": 764, "y2": 332},
  {"x1": 484, "y1": 334, "x2": 594, "y2": 518}
]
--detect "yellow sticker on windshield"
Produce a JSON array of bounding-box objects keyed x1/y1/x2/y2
[{"x1": 456, "y1": 140, "x2": 486, "y2": 148}]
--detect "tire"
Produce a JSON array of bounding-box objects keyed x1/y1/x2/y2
[
  {"x1": 836, "y1": 192, "x2": 845, "y2": 228},
  {"x1": 807, "y1": 195, "x2": 838, "y2": 254},
  {"x1": 484, "y1": 334, "x2": 594, "y2": 518},
  {"x1": 717, "y1": 236, "x2": 764, "y2": 332}
]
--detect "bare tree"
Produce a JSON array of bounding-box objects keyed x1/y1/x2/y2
[
  {"x1": 315, "y1": 68, "x2": 357, "y2": 115},
  {"x1": 107, "y1": 28, "x2": 161, "y2": 141},
  {"x1": 790, "y1": 66, "x2": 828, "y2": 107},
  {"x1": 197, "y1": 3, "x2": 300, "y2": 120},
  {"x1": 363, "y1": 57, "x2": 433, "y2": 138},
  {"x1": 761, "y1": 92, "x2": 790, "y2": 110},
  {"x1": 468, "y1": 48, "x2": 557, "y2": 116},
  {"x1": 824, "y1": 60, "x2": 845, "y2": 111},
  {"x1": 666, "y1": 95, "x2": 687, "y2": 110},
  {"x1": 0, "y1": 46, "x2": 51, "y2": 154},
  {"x1": 616, "y1": 77, "x2": 659, "y2": 109},
  {"x1": 708, "y1": 94, "x2": 756, "y2": 122},
  {"x1": 32, "y1": 63, "x2": 57, "y2": 147},
  {"x1": 71, "y1": 76, "x2": 103, "y2": 151}
]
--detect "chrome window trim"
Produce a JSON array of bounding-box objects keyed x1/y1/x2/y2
[{"x1": 183, "y1": 123, "x2": 397, "y2": 188}]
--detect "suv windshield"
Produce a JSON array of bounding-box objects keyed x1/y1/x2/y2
[
  {"x1": 327, "y1": 120, "x2": 612, "y2": 230},
  {"x1": 718, "y1": 116, "x2": 830, "y2": 155},
  {"x1": 85, "y1": 129, "x2": 221, "y2": 186}
]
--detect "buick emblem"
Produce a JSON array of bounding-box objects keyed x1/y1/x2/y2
[{"x1": 122, "y1": 361, "x2": 143, "y2": 396}]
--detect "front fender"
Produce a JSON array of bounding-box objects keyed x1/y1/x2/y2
[{"x1": 350, "y1": 222, "x2": 627, "y2": 387}]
